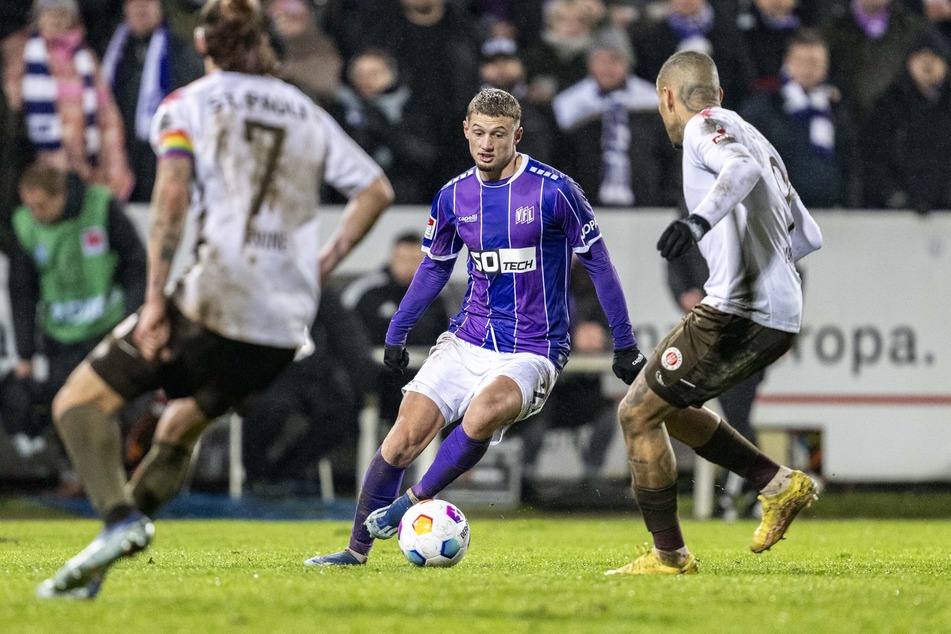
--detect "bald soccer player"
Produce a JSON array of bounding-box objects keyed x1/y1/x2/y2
[{"x1": 606, "y1": 50, "x2": 823, "y2": 575}]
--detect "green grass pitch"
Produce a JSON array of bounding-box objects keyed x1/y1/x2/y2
[{"x1": 1, "y1": 517, "x2": 949, "y2": 633}]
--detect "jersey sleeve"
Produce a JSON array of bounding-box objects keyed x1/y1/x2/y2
[
  {"x1": 314, "y1": 106, "x2": 383, "y2": 197},
  {"x1": 687, "y1": 114, "x2": 752, "y2": 173},
  {"x1": 684, "y1": 114, "x2": 761, "y2": 227},
  {"x1": 150, "y1": 92, "x2": 194, "y2": 161},
  {"x1": 421, "y1": 189, "x2": 463, "y2": 261},
  {"x1": 555, "y1": 177, "x2": 602, "y2": 253}
]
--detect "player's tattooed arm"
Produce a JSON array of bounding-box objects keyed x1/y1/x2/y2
[
  {"x1": 134, "y1": 156, "x2": 191, "y2": 360},
  {"x1": 146, "y1": 156, "x2": 192, "y2": 301}
]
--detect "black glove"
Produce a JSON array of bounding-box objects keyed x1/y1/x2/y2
[
  {"x1": 612, "y1": 345, "x2": 647, "y2": 385},
  {"x1": 657, "y1": 214, "x2": 711, "y2": 261},
  {"x1": 383, "y1": 344, "x2": 409, "y2": 375}
]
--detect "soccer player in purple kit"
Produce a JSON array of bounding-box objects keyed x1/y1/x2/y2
[{"x1": 306, "y1": 88, "x2": 646, "y2": 566}]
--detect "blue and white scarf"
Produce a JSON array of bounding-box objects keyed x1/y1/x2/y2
[
  {"x1": 102, "y1": 23, "x2": 170, "y2": 141},
  {"x1": 552, "y1": 75, "x2": 659, "y2": 206},
  {"x1": 781, "y1": 74, "x2": 835, "y2": 156},
  {"x1": 22, "y1": 32, "x2": 99, "y2": 165}
]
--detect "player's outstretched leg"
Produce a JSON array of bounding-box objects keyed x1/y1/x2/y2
[
  {"x1": 751, "y1": 469, "x2": 818, "y2": 553},
  {"x1": 364, "y1": 490, "x2": 420, "y2": 540},
  {"x1": 303, "y1": 449, "x2": 406, "y2": 566},
  {"x1": 605, "y1": 544, "x2": 698, "y2": 576},
  {"x1": 304, "y1": 548, "x2": 367, "y2": 567},
  {"x1": 36, "y1": 511, "x2": 154, "y2": 599},
  {"x1": 364, "y1": 423, "x2": 491, "y2": 540}
]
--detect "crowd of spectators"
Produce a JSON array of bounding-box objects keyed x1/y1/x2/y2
[
  {"x1": 1, "y1": 0, "x2": 950, "y2": 495},
  {"x1": 2, "y1": 0, "x2": 949, "y2": 215}
]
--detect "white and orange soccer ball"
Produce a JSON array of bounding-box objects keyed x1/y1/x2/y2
[{"x1": 397, "y1": 499, "x2": 470, "y2": 567}]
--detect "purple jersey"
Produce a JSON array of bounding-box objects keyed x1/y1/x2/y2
[{"x1": 422, "y1": 156, "x2": 603, "y2": 369}]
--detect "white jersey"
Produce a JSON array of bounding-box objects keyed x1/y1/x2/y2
[
  {"x1": 150, "y1": 71, "x2": 382, "y2": 347},
  {"x1": 681, "y1": 106, "x2": 822, "y2": 333}
]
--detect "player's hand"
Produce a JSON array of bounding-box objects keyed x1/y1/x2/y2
[
  {"x1": 612, "y1": 344, "x2": 646, "y2": 385},
  {"x1": 657, "y1": 214, "x2": 711, "y2": 260},
  {"x1": 383, "y1": 344, "x2": 409, "y2": 375},
  {"x1": 134, "y1": 298, "x2": 171, "y2": 362}
]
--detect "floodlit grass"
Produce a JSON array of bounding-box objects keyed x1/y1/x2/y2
[{"x1": 2, "y1": 517, "x2": 950, "y2": 633}]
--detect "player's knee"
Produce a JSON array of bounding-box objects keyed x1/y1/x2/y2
[
  {"x1": 52, "y1": 363, "x2": 124, "y2": 425},
  {"x1": 51, "y1": 380, "x2": 83, "y2": 424},
  {"x1": 617, "y1": 397, "x2": 637, "y2": 433},
  {"x1": 617, "y1": 382, "x2": 662, "y2": 436},
  {"x1": 617, "y1": 387, "x2": 645, "y2": 431},
  {"x1": 383, "y1": 419, "x2": 439, "y2": 467}
]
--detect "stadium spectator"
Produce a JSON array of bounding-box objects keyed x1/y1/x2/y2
[
  {"x1": 740, "y1": 28, "x2": 860, "y2": 208},
  {"x1": 633, "y1": 0, "x2": 754, "y2": 109},
  {"x1": 305, "y1": 87, "x2": 646, "y2": 567},
  {"x1": 9, "y1": 162, "x2": 145, "y2": 438},
  {"x1": 101, "y1": 0, "x2": 204, "y2": 203},
  {"x1": 522, "y1": 0, "x2": 599, "y2": 108},
  {"x1": 822, "y1": 0, "x2": 928, "y2": 127},
  {"x1": 665, "y1": 222, "x2": 766, "y2": 520},
  {"x1": 861, "y1": 28, "x2": 951, "y2": 212},
  {"x1": 736, "y1": 0, "x2": 807, "y2": 93},
  {"x1": 0, "y1": 45, "x2": 36, "y2": 231},
  {"x1": 4, "y1": 0, "x2": 134, "y2": 200},
  {"x1": 333, "y1": 48, "x2": 439, "y2": 204},
  {"x1": 35, "y1": 0, "x2": 393, "y2": 599},
  {"x1": 552, "y1": 28, "x2": 680, "y2": 207},
  {"x1": 517, "y1": 258, "x2": 620, "y2": 495},
  {"x1": 361, "y1": 0, "x2": 481, "y2": 192},
  {"x1": 242, "y1": 288, "x2": 375, "y2": 492},
  {"x1": 267, "y1": 0, "x2": 343, "y2": 109},
  {"x1": 478, "y1": 37, "x2": 556, "y2": 164},
  {"x1": 0, "y1": 242, "x2": 36, "y2": 459},
  {"x1": 341, "y1": 231, "x2": 449, "y2": 427},
  {"x1": 921, "y1": 0, "x2": 951, "y2": 41},
  {"x1": 608, "y1": 51, "x2": 821, "y2": 575},
  {"x1": 465, "y1": 0, "x2": 544, "y2": 50}
]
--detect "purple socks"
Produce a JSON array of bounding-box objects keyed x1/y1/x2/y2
[
  {"x1": 411, "y1": 425, "x2": 490, "y2": 500},
  {"x1": 348, "y1": 449, "x2": 405, "y2": 555}
]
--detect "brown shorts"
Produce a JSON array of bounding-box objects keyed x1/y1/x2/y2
[
  {"x1": 89, "y1": 303, "x2": 296, "y2": 418},
  {"x1": 644, "y1": 303, "x2": 795, "y2": 409}
]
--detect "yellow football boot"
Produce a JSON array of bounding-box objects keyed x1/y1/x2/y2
[
  {"x1": 605, "y1": 546, "x2": 698, "y2": 576},
  {"x1": 751, "y1": 470, "x2": 818, "y2": 553}
]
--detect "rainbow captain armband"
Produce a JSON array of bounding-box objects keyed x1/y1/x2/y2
[{"x1": 158, "y1": 129, "x2": 194, "y2": 160}]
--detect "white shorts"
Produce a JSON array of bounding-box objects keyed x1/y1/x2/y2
[{"x1": 404, "y1": 332, "x2": 559, "y2": 442}]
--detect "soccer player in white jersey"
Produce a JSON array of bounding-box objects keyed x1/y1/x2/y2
[
  {"x1": 306, "y1": 88, "x2": 647, "y2": 566},
  {"x1": 36, "y1": 0, "x2": 393, "y2": 599},
  {"x1": 605, "y1": 51, "x2": 824, "y2": 575}
]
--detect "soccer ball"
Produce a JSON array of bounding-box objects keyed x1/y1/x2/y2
[{"x1": 397, "y1": 499, "x2": 470, "y2": 567}]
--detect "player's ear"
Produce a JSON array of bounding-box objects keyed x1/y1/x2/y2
[
  {"x1": 718, "y1": 87, "x2": 724, "y2": 105},
  {"x1": 463, "y1": 118, "x2": 470, "y2": 139},
  {"x1": 663, "y1": 87, "x2": 675, "y2": 113},
  {"x1": 194, "y1": 27, "x2": 207, "y2": 56},
  {"x1": 514, "y1": 126, "x2": 523, "y2": 144}
]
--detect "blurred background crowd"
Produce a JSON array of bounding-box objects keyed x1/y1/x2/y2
[{"x1": 0, "y1": 0, "x2": 949, "y2": 507}]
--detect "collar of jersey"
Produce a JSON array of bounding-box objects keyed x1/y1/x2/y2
[{"x1": 477, "y1": 153, "x2": 528, "y2": 188}]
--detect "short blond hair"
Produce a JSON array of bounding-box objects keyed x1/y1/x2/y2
[
  {"x1": 466, "y1": 88, "x2": 521, "y2": 125},
  {"x1": 657, "y1": 50, "x2": 721, "y2": 112}
]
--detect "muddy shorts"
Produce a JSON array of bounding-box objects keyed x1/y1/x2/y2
[
  {"x1": 644, "y1": 303, "x2": 795, "y2": 408},
  {"x1": 89, "y1": 303, "x2": 296, "y2": 418}
]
